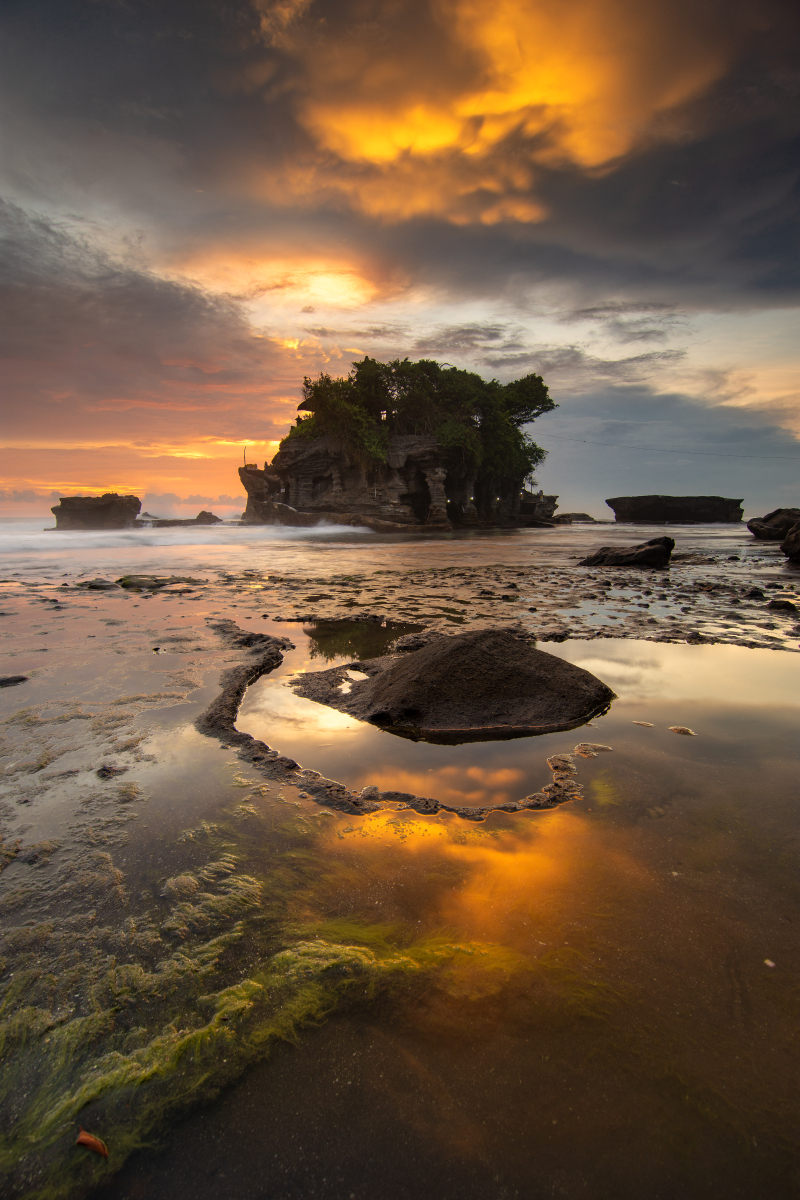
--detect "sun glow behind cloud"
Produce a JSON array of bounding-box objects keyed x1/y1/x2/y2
[
  {"x1": 255, "y1": 0, "x2": 746, "y2": 223},
  {"x1": 173, "y1": 252, "x2": 381, "y2": 309}
]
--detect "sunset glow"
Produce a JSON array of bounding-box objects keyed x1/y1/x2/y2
[{"x1": 1, "y1": 0, "x2": 798, "y2": 513}]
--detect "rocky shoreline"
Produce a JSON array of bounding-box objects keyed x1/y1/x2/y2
[
  {"x1": 232, "y1": 552, "x2": 799, "y2": 653},
  {"x1": 0, "y1": 541, "x2": 797, "y2": 843}
]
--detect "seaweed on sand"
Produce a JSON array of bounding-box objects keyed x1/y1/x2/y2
[{"x1": 0, "y1": 799, "x2": 563, "y2": 1200}]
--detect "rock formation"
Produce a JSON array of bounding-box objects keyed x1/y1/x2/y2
[
  {"x1": 519, "y1": 488, "x2": 559, "y2": 522},
  {"x1": 51, "y1": 493, "x2": 141, "y2": 530},
  {"x1": 746, "y1": 508, "x2": 800, "y2": 540},
  {"x1": 779, "y1": 523, "x2": 800, "y2": 563},
  {"x1": 606, "y1": 496, "x2": 744, "y2": 523},
  {"x1": 240, "y1": 438, "x2": 558, "y2": 529},
  {"x1": 147, "y1": 510, "x2": 222, "y2": 528},
  {"x1": 291, "y1": 627, "x2": 615, "y2": 743},
  {"x1": 579, "y1": 536, "x2": 675, "y2": 568}
]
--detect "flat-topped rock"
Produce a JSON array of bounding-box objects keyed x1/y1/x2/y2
[
  {"x1": 606, "y1": 496, "x2": 743, "y2": 523},
  {"x1": 290, "y1": 627, "x2": 615, "y2": 744},
  {"x1": 51, "y1": 493, "x2": 141, "y2": 530}
]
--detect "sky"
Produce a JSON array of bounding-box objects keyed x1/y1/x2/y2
[{"x1": 1, "y1": 0, "x2": 799, "y2": 519}]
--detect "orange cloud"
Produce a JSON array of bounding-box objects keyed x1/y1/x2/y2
[{"x1": 254, "y1": 0, "x2": 746, "y2": 223}]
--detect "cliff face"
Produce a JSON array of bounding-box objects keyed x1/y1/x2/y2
[
  {"x1": 606, "y1": 495, "x2": 744, "y2": 523},
  {"x1": 240, "y1": 434, "x2": 554, "y2": 528},
  {"x1": 51, "y1": 493, "x2": 141, "y2": 530}
]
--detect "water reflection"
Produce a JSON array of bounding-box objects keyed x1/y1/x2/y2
[
  {"x1": 111, "y1": 641, "x2": 800, "y2": 1198},
  {"x1": 303, "y1": 618, "x2": 423, "y2": 662},
  {"x1": 238, "y1": 628, "x2": 800, "y2": 809}
]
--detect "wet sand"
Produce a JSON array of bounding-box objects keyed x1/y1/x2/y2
[{"x1": 0, "y1": 521, "x2": 799, "y2": 1198}]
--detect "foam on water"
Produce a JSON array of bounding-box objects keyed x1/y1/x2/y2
[{"x1": 0, "y1": 515, "x2": 769, "y2": 584}]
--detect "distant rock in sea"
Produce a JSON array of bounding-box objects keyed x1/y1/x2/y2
[
  {"x1": 51, "y1": 493, "x2": 141, "y2": 530},
  {"x1": 606, "y1": 496, "x2": 743, "y2": 523},
  {"x1": 147, "y1": 510, "x2": 223, "y2": 528}
]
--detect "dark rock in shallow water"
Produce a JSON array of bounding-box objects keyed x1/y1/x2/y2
[
  {"x1": 606, "y1": 495, "x2": 743, "y2": 523},
  {"x1": 76, "y1": 578, "x2": 121, "y2": 590},
  {"x1": 578, "y1": 536, "x2": 675, "y2": 568},
  {"x1": 150, "y1": 510, "x2": 223, "y2": 528},
  {"x1": 767, "y1": 597, "x2": 798, "y2": 613},
  {"x1": 747, "y1": 508, "x2": 800, "y2": 540},
  {"x1": 51, "y1": 493, "x2": 141, "y2": 530},
  {"x1": 780, "y1": 523, "x2": 800, "y2": 563},
  {"x1": 291, "y1": 628, "x2": 615, "y2": 744},
  {"x1": 116, "y1": 574, "x2": 206, "y2": 589}
]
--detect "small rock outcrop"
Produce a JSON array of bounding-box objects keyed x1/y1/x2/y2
[
  {"x1": 51, "y1": 493, "x2": 141, "y2": 530},
  {"x1": 291, "y1": 627, "x2": 615, "y2": 743},
  {"x1": 578, "y1": 536, "x2": 675, "y2": 568},
  {"x1": 780, "y1": 523, "x2": 800, "y2": 563},
  {"x1": 148, "y1": 510, "x2": 223, "y2": 528},
  {"x1": 606, "y1": 496, "x2": 743, "y2": 523},
  {"x1": 747, "y1": 508, "x2": 800, "y2": 540}
]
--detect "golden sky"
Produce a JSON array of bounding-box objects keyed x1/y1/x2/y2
[{"x1": 1, "y1": 0, "x2": 798, "y2": 514}]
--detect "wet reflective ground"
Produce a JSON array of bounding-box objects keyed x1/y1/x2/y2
[
  {"x1": 0, "y1": 523, "x2": 798, "y2": 1199},
  {"x1": 108, "y1": 626, "x2": 800, "y2": 1200},
  {"x1": 239, "y1": 622, "x2": 798, "y2": 807}
]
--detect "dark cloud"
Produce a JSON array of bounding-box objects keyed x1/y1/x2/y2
[
  {"x1": 553, "y1": 302, "x2": 685, "y2": 343},
  {"x1": 412, "y1": 324, "x2": 524, "y2": 357},
  {"x1": 482, "y1": 346, "x2": 686, "y2": 389},
  {"x1": 0, "y1": 489, "x2": 51, "y2": 503},
  {"x1": 296, "y1": 316, "x2": 689, "y2": 393},
  {"x1": 0, "y1": 0, "x2": 798, "y2": 308},
  {"x1": 0, "y1": 198, "x2": 300, "y2": 445}
]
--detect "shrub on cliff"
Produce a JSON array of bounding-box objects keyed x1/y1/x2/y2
[{"x1": 285, "y1": 357, "x2": 556, "y2": 489}]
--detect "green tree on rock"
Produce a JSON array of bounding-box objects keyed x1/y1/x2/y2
[{"x1": 285, "y1": 357, "x2": 556, "y2": 516}]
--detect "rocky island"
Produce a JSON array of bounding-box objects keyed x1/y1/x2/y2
[
  {"x1": 606, "y1": 495, "x2": 744, "y2": 523},
  {"x1": 50, "y1": 492, "x2": 141, "y2": 529},
  {"x1": 239, "y1": 357, "x2": 558, "y2": 530}
]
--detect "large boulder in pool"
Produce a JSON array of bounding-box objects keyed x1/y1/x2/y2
[
  {"x1": 291, "y1": 628, "x2": 615, "y2": 744},
  {"x1": 578, "y1": 536, "x2": 674, "y2": 568}
]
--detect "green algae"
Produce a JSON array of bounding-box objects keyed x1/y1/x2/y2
[
  {"x1": 0, "y1": 796, "x2": 529, "y2": 1200},
  {"x1": 0, "y1": 777, "x2": 632, "y2": 1200}
]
